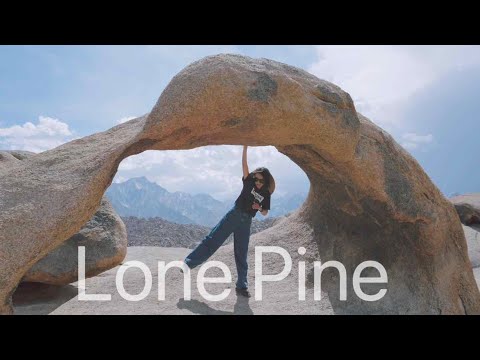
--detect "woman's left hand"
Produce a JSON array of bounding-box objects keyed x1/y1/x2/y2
[{"x1": 252, "y1": 202, "x2": 262, "y2": 210}]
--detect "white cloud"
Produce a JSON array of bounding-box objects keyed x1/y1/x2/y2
[
  {"x1": 113, "y1": 175, "x2": 128, "y2": 183},
  {"x1": 113, "y1": 145, "x2": 309, "y2": 201},
  {"x1": 400, "y1": 132, "x2": 434, "y2": 151},
  {"x1": 401, "y1": 142, "x2": 418, "y2": 150},
  {"x1": 118, "y1": 150, "x2": 167, "y2": 171},
  {"x1": 308, "y1": 45, "x2": 480, "y2": 130},
  {"x1": 0, "y1": 116, "x2": 78, "y2": 153},
  {"x1": 402, "y1": 133, "x2": 433, "y2": 144},
  {"x1": 145, "y1": 45, "x2": 241, "y2": 64}
]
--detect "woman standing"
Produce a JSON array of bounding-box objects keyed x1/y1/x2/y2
[{"x1": 184, "y1": 145, "x2": 275, "y2": 297}]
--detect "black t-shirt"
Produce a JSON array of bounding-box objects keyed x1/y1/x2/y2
[{"x1": 234, "y1": 174, "x2": 271, "y2": 217}]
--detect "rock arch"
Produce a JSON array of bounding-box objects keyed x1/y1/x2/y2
[{"x1": 1, "y1": 54, "x2": 479, "y2": 314}]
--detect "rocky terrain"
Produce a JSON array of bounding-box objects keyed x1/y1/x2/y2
[
  {"x1": 2, "y1": 54, "x2": 479, "y2": 314},
  {"x1": 13, "y1": 204, "x2": 479, "y2": 315},
  {"x1": 451, "y1": 193, "x2": 480, "y2": 226},
  {"x1": 122, "y1": 213, "x2": 288, "y2": 248},
  {"x1": 450, "y1": 193, "x2": 480, "y2": 288},
  {"x1": 13, "y1": 246, "x2": 332, "y2": 315},
  {"x1": 0, "y1": 150, "x2": 127, "y2": 286}
]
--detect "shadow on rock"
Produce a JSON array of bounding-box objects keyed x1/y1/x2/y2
[
  {"x1": 177, "y1": 296, "x2": 254, "y2": 315},
  {"x1": 12, "y1": 282, "x2": 78, "y2": 315}
]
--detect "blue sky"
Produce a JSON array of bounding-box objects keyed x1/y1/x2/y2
[{"x1": 0, "y1": 45, "x2": 478, "y2": 201}]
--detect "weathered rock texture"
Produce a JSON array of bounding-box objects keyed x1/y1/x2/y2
[
  {"x1": 451, "y1": 193, "x2": 480, "y2": 226},
  {"x1": 22, "y1": 196, "x2": 127, "y2": 285},
  {"x1": 1, "y1": 54, "x2": 479, "y2": 314},
  {"x1": 450, "y1": 194, "x2": 480, "y2": 271},
  {"x1": 0, "y1": 150, "x2": 36, "y2": 171},
  {"x1": 0, "y1": 150, "x2": 127, "y2": 287},
  {"x1": 462, "y1": 225, "x2": 480, "y2": 268}
]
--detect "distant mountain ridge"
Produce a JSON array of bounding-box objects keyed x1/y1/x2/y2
[
  {"x1": 122, "y1": 214, "x2": 288, "y2": 249},
  {"x1": 106, "y1": 176, "x2": 306, "y2": 227}
]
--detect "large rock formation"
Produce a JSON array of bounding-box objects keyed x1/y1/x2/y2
[
  {"x1": 450, "y1": 194, "x2": 480, "y2": 275},
  {"x1": 22, "y1": 196, "x2": 127, "y2": 285},
  {"x1": 0, "y1": 150, "x2": 127, "y2": 287},
  {"x1": 0, "y1": 150, "x2": 36, "y2": 170},
  {"x1": 451, "y1": 193, "x2": 480, "y2": 226},
  {"x1": 462, "y1": 225, "x2": 480, "y2": 268},
  {"x1": 1, "y1": 54, "x2": 479, "y2": 314},
  {"x1": 450, "y1": 194, "x2": 480, "y2": 283},
  {"x1": 1, "y1": 150, "x2": 35, "y2": 161}
]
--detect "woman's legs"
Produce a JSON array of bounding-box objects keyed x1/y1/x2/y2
[
  {"x1": 233, "y1": 214, "x2": 252, "y2": 289},
  {"x1": 185, "y1": 207, "x2": 241, "y2": 269}
]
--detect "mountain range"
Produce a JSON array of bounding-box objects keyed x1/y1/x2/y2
[{"x1": 106, "y1": 176, "x2": 306, "y2": 227}]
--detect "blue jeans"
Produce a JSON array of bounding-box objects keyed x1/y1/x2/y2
[{"x1": 184, "y1": 206, "x2": 252, "y2": 289}]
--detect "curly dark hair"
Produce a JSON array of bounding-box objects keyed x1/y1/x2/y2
[{"x1": 251, "y1": 167, "x2": 276, "y2": 194}]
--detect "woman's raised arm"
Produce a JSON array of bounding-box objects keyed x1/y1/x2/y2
[{"x1": 242, "y1": 145, "x2": 249, "y2": 180}]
